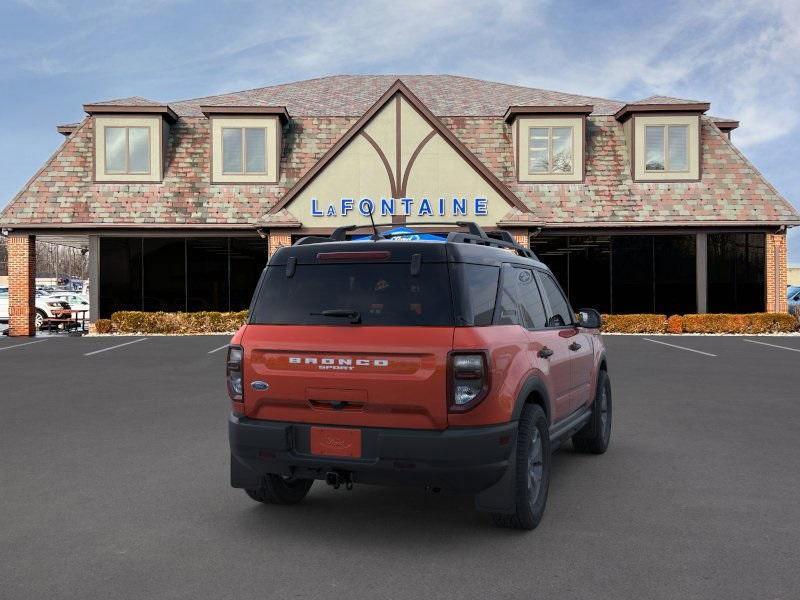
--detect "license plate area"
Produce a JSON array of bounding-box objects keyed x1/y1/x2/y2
[{"x1": 310, "y1": 427, "x2": 362, "y2": 458}]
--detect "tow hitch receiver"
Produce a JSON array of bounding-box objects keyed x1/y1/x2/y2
[{"x1": 325, "y1": 470, "x2": 353, "y2": 490}]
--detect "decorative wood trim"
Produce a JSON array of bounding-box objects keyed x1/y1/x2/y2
[
  {"x1": 504, "y1": 104, "x2": 593, "y2": 122},
  {"x1": 360, "y1": 131, "x2": 398, "y2": 199},
  {"x1": 399, "y1": 131, "x2": 436, "y2": 197},
  {"x1": 614, "y1": 102, "x2": 710, "y2": 122},
  {"x1": 268, "y1": 79, "x2": 530, "y2": 215},
  {"x1": 83, "y1": 104, "x2": 178, "y2": 122},
  {"x1": 200, "y1": 105, "x2": 290, "y2": 123}
]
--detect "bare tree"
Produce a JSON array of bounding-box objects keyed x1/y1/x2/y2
[{"x1": 0, "y1": 238, "x2": 87, "y2": 280}]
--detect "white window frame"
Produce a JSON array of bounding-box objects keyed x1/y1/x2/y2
[
  {"x1": 527, "y1": 126, "x2": 575, "y2": 175},
  {"x1": 104, "y1": 126, "x2": 152, "y2": 175},
  {"x1": 221, "y1": 127, "x2": 268, "y2": 175},
  {"x1": 632, "y1": 114, "x2": 699, "y2": 182},
  {"x1": 210, "y1": 116, "x2": 279, "y2": 184},
  {"x1": 94, "y1": 115, "x2": 163, "y2": 183},
  {"x1": 644, "y1": 124, "x2": 689, "y2": 173},
  {"x1": 517, "y1": 116, "x2": 584, "y2": 183}
]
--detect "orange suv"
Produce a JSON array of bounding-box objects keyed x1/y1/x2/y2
[{"x1": 228, "y1": 223, "x2": 611, "y2": 529}]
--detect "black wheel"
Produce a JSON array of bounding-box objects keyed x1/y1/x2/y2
[
  {"x1": 35, "y1": 309, "x2": 46, "y2": 330},
  {"x1": 244, "y1": 474, "x2": 313, "y2": 505},
  {"x1": 573, "y1": 370, "x2": 612, "y2": 454},
  {"x1": 491, "y1": 404, "x2": 551, "y2": 530}
]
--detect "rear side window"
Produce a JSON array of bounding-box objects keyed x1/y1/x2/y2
[
  {"x1": 496, "y1": 265, "x2": 547, "y2": 329},
  {"x1": 538, "y1": 271, "x2": 573, "y2": 327},
  {"x1": 250, "y1": 262, "x2": 453, "y2": 326},
  {"x1": 451, "y1": 264, "x2": 500, "y2": 326}
]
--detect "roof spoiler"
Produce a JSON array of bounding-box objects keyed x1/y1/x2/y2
[{"x1": 292, "y1": 221, "x2": 537, "y2": 260}]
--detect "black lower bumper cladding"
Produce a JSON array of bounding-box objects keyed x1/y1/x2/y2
[{"x1": 229, "y1": 414, "x2": 517, "y2": 493}]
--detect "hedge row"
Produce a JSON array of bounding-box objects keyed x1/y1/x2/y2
[
  {"x1": 601, "y1": 313, "x2": 799, "y2": 334},
  {"x1": 109, "y1": 311, "x2": 248, "y2": 334},
  {"x1": 95, "y1": 310, "x2": 798, "y2": 334}
]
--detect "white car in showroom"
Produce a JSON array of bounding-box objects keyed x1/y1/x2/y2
[
  {"x1": 0, "y1": 286, "x2": 73, "y2": 330},
  {"x1": 45, "y1": 292, "x2": 90, "y2": 321}
]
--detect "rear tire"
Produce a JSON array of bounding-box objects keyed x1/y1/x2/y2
[
  {"x1": 245, "y1": 475, "x2": 314, "y2": 505},
  {"x1": 491, "y1": 404, "x2": 550, "y2": 530},
  {"x1": 573, "y1": 370, "x2": 612, "y2": 454}
]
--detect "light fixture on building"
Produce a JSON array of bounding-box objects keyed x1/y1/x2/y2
[
  {"x1": 256, "y1": 228, "x2": 267, "y2": 239},
  {"x1": 0, "y1": 228, "x2": 9, "y2": 236}
]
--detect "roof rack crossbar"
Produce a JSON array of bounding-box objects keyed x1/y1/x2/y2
[
  {"x1": 289, "y1": 220, "x2": 537, "y2": 259},
  {"x1": 446, "y1": 232, "x2": 537, "y2": 259}
]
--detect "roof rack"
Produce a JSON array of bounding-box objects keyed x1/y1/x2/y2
[{"x1": 292, "y1": 221, "x2": 537, "y2": 259}]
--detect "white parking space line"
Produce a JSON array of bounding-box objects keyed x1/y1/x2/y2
[
  {"x1": 0, "y1": 339, "x2": 49, "y2": 352},
  {"x1": 642, "y1": 337, "x2": 717, "y2": 357},
  {"x1": 84, "y1": 338, "x2": 147, "y2": 356},
  {"x1": 207, "y1": 343, "x2": 229, "y2": 355},
  {"x1": 743, "y1": 339, "x2": 800, "y2": 353}
]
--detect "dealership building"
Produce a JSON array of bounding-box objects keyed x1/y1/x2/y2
[{"x1": 1, "y1": 75, "x2": 798, "y2": 335}]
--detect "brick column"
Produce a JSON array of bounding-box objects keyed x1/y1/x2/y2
[
  {"x1": 507, "y1": 228, "x2": 529, "y2": 249},
  {"x1": 8, "y1": 234, "x2": 36, "y2": 336},
  {"x1": 268, "y1": 229, "x2": 292, "y2": 258},
  {"x1": 765, "y1": 232, "x2": 788, "y2": 313}
]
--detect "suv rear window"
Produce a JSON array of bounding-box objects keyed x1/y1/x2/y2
[{"x1": 250, "y1": 263, "x2": 453, "y2": 326}]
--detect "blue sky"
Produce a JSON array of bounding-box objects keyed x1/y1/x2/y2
[{"x1": 1, "y1": 0, "x2": 798, "y2": 261}]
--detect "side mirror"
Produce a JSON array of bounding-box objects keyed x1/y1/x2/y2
[{"x1": 578, "y1": 308, "x2": 602, "y2": 329}]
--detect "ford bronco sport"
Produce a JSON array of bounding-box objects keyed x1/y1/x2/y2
[{"x1": 228, "y1": 222, "x2": 611, "y2": 529}]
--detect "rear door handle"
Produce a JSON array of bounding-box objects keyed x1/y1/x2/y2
[
  {"x1": 568, "y1": 342, "x2": 582, "y2": 351},
  {"x1": 538, "y1": 347, "x2": 554, "y2": 359}
]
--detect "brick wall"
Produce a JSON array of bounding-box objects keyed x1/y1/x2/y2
[
  {"x1": 268, "y1": 230, "x2": 292, "y2": 258},
  {"x1": 507, "y1": 228, "x2": 529, "y2": 249},
  {"x1": 7, "y1": 234, "x2": 36, "y2": 336},
  {"x1": 765, "y1": 232, "x2": 788, "y2": 313}
]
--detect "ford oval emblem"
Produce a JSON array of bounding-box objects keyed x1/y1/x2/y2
[{"x1": 251, "y1": 381, "x2": 269, "y2": 391}]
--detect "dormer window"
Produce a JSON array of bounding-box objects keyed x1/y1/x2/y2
[
  {"x1": 615, "y1": 99, "x2": 707, "y2": 182},
  {"x1": 105, "y1": 126, "x2": 151, "y2": 174},
  {"x1": 201, "y1": 106, "x2": 289, "y2": 184},
  {"x1": 222, "y1": 127, "x2": 268, "y2": 174},
  {"x1": 84, "y1": 101, "x2": 175, "y2": 183},
  {"x1": 644, "y1": 124, "x2": 688, "y2": 172},
  {"x1": 528, "y1": 126, "x2": 574, "y2": 174},
  {"x1": 505, "y1": 106, "x2": 591, "y2": 184},
  {"x1": 92, "y1": 116, "x2": 165, "y2": 182}
]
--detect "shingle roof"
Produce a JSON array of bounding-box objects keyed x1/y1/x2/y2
[
  {"x1": 168, "y1": 74, "x2": 626, "y2": 117},
  {"x1": 87, "y1": 96, "x2": 164, "y2": 107},
  {"x1": 2, "y1": 75, "x2": 796, "y2": 229},
  {"x1": 631, "y1": 95, "x2": 707, "y2": 105}
]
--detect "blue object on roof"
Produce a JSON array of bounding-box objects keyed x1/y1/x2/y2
[{"x1": 354, "y1": 226, "x2": 446, "y2": 242}]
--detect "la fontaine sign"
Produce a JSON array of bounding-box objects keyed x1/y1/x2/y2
[{"x1": 310, "y1": 196, "x2": 488, "y2": 218}]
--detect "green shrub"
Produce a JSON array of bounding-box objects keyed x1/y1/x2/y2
[{"x1": 110, "y1": 311, "x2": 248, "y2": 334}]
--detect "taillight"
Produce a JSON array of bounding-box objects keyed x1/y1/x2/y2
[
  {"x1": 448, "y1": 351, "x2": 490, "y2": 412},
  {"x1": 227, "y1": 345, "x2": 244, "y2": 401}
]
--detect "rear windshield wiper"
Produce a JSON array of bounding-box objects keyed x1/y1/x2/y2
[{"x1": 310, "y1": 309, "x2": 362, "y2": 324}]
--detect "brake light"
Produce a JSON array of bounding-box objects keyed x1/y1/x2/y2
[
  {"x1": 316, "y1": 251, "x2": 391, "y2": 261},
  {"x1": 227, "y1": 345, "x2": 244, "y2": 402},
  {"x1": 448, "y1": 351, "x2": 490, "y2": 412}
]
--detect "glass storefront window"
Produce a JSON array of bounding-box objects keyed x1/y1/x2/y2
[
  {"x1": 708, "y1": 233, "x2": 765, "y2": 313},
  {"x1": 99, "y1": 238, "x2": 143, "y2": 317},
  {"x1": 143, "y1": 239, "x2": 186, "y2": 312},
  {"x1": 533, "y1": 234, "x2": 697, "y2": 315},
  {"x1": 98, "y1": 236, "x2": 267, "y2": 318},
  {"x1": 188, "y1": 238, "x2": 229, "y2": 311}
]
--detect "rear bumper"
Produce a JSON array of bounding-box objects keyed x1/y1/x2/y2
[{"x1": 229, "y1": 414, "x2": 516, "y2": 493}]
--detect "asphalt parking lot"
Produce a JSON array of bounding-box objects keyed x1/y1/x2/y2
[{"x1": 2, "y1": 334, "x2": 800, "y2": 600}]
